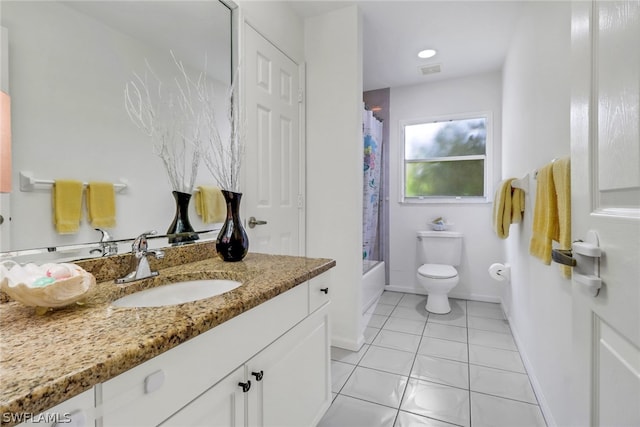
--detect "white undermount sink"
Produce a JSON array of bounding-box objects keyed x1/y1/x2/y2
[{"x1": 111, "y1": 279, "x2": 242, "y2": 308}]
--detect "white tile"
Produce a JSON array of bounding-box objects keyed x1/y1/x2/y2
[
  {"x1": 401, "y1": 379, "x2": 470, "y2": 427},
  {"x1": 331, "y1": 344, "x2": 369, "y2": 365},
  {"x1": 449, "y1": 299, "x2": 467, "y2": 313},
  {"x1": 469, "y1": 365, "x2": 538, "y2": 404},
  {"x1": 383, "y1": 317, "x2": 427, "y2": 335},
  {"x1": 368, "y1": 314, "x2": 389, "y2": 329},
  {"x1": 318, "y1": 394, "x2": 397, "y2": 427},
  {"x1": 411, "y1": 354, "x2": 469, "y2": 389},
  {"x1": 468, "y1": 315, "x2": 510, "y2": 334},
  {"x1": 373, "y1": 303, "x2": 396, "y2": 316},
  {"x1": 364, "y1": 326, "x2": 381, "y2": 344},
  {"x1": 418, "y1": 337, "x2": 469, "y2": 363},
  {"x1": 471, "y1": 392, "x2": 547, "y2": 427},
  {"x1": 467, "y1": 302, "x2": 505, "y2": 320},
  {"x1": 394, "y1": 410, "x2": 459, "y2": 427},
  {"x1": 391, "y1": 305, "x2": 429, "y2": 321},
  {"x1": 380, "y1": 291, "x2": 404, "y2": 305},
  {"x1": 331, "y1": 360, "x2": 356, "y2": 393},
  {"x1": 341, "y1": 366, "x2": 409, "y2": 408},
  {"x1": 397, "y1": 293, "x2": 428, "y2": 308},
  {"x1": 423, "y1": 323, "x2": 468, "y2": 343},
  {"x1": 468, "y1": 345, "x2": 526, "y2": 373},
  {"x1": 468, "y1": 329, "x2": 517, "y2": 351},
  {"x1": 427, "y1": 306, "x2": 467, "y2": 328},
  {"x1": 360, "y1": 345, "x2": 416, "y2": 376},
  {"x1": 373, "y1": 330, "x2": 422, "y2": 353}
]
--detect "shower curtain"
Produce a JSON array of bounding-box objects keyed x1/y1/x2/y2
[{"x1": 363, "y1": 105, "x2": 383, "y2": 265}]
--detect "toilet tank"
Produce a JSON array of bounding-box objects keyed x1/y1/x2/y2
[{"x1": 417, "y1": 231, "x2": 463, "y2": 266}]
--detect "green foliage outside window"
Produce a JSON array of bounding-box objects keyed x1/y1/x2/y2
[{"x1": 404, "y1": 117, "x2": 487, "y2": 199}]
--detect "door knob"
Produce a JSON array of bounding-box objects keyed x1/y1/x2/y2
[{"x1": 248, "y1": 217, "x2": 267, "y2": 228}]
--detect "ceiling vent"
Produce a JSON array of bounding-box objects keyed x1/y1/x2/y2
[{"x1": 420, "y1": 64, "x2": 442, "y2": 75}]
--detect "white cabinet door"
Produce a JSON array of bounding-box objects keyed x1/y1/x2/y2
[
  {"x1": 247, "y1": 304, "x2": 331, "y2": 427},
  {"x1": 16, "y1": 389, "x2": 94, "y2": 427},
  {"x1": 160, "y1": 367, "x2": 246, "y2": 427},
  {"x1": 570, "y1": 1, "x2": 640, "y2": 425}
]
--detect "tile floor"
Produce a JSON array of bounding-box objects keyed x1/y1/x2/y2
[{"x1": 318, "y1": 291, "x2": 547, "y2": 427}]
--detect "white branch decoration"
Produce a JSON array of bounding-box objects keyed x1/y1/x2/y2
[
  {"x1": 198, "y1": 69, "x2": 244, "y2": 193},
  {"x1": 124, "y1": 52, "x2": 203, "y2": 194},
  {"x1": 125, "y1": 52, "x2": 243, "y2": 194}
]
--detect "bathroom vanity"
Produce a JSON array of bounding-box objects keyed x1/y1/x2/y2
[{"x1": 0, "y1": 243, "x2": 335, "y2": 427}]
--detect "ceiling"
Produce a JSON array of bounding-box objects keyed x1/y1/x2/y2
[{"x1": 287, "y1": 0, "x2": 524, "y2": 91}]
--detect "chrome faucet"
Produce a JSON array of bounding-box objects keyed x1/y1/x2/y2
[
  {"x1": 90, "y1": 228, "x2": 118, "y2": 257},
  {"x1": 115, "y1": 231, "x2": 165, "y2": 284}
]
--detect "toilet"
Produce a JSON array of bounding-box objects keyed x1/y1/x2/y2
[{"x1": 416, "y1": 230, "x2": 463, "y2": 314}]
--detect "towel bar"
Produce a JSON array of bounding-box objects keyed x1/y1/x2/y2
[
  {"x1": 19, "y1": 171, "x2": 128, "y2": 193},
  {"x1": 510, "y1": 174, "x2": 529, "y2": 193}
]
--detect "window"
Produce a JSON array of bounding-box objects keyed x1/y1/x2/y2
[{"x1": 401, "y1": 113, "x2": 491, "y2": 202}]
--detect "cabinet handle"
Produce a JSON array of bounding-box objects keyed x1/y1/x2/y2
[
  {"x1": 144, "y1": 370, "x2": 165, "y2": 394},
  {"x1": 251, "y1": 370, "x2": 264, "y2": 381},
  {"x1": 320, "y1": 288, "x2": 329, "y2": 294},
  {"x1": 238, "y1": 381, "x2": 251, "y2": 392}
]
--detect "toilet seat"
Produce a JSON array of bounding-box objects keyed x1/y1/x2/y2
[{"x1": 417, "y1": 264, "x2": 457, "y2": 279}]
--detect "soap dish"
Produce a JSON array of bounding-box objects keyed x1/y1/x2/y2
[{"x1": 0, "y1": 261, "x2": 96, "y2": 313}]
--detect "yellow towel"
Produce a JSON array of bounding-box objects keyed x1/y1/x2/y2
[
  {"x1": 195, "y1": 186, "x2": 226, "y2": 223},
  {"x1": 512, "y1": 187, "x2": 525, "y2": 224},
  {"x1": 553, "y1": 158, "x2": 571, "y2": 278},
  {"x1": 87, "y1": 182, "x2": 116, "y2": 228},
  {"x1": 53, "y1": 180, "x2": 84, "y2": 234},
  {"x1": 493, "y1": 178, "x2": 515, "y2": 239},
  {"x1": 529, "y1": 163, "x2": 559, "y2": 264}
]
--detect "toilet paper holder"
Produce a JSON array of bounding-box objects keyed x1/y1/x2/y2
[{"x1": 489, "y1": 263, "x2": 510, "y2": 281}]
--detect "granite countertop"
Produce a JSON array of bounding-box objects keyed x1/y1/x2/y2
[{"x1": 0, "y1": 242, "x2": 335, "y2": 424}]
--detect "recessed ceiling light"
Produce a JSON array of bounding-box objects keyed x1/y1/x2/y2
[{"x1": 418, "y1": 49, "x2": 437, "y2": 59}]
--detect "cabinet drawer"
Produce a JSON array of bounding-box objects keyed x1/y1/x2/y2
[
  {"x1": 100, "y1": 329, "x2": 218, "y2": 427},
  {"x1": 308, "y1": 271, "x2": 331, "y2": 313}
]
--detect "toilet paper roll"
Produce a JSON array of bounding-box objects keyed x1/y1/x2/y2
[{"x1": 489, "y1": 263, "x2": 509, "y2": 281}]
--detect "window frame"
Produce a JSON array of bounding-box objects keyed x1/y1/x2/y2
[{"x1": 399, "y1": 111, "x2": 493, "y2": 204}]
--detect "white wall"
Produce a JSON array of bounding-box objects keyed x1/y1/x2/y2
[
  {"x1": 388, "y1": 71, "x2": 505, "y2": 302},
  {"x1": 501, "y1": 3, "x2": 572, "y2": 426},
  {"x1": 305, "y1": 6, "x2": 364, "y2": 350},
  {"x1": 3, "y1": 2, "x2": 229, "y2": 251},
  {"x1": 238, "y1": 1, "x2": 304, "y2": 64}
]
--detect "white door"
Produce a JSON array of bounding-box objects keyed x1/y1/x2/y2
[
  {"x1": 571, "y1": 1, "x2": 640, "y2": 425},
  {"x1": 243, "y1": 24, "x2": 303, "y2": 256}
]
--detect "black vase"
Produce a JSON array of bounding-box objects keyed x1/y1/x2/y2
[
  {"x1": 216, "y1": 190, "x2": 249, "y2": 261},
  {"x1": 167, "y1": 191, "x2": 199, "y2": 245}
]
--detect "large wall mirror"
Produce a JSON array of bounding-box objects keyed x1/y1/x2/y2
[{"x1": 0, "y1": 0, "x2": 234, "y2": 260}]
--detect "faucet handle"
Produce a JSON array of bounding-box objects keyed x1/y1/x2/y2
[
  {"x1": 132, "y1": 230, "x2": 157, "y2": 253},
  {"x1": 95, "y1": 228, "x2": 114, "y2": 242}
]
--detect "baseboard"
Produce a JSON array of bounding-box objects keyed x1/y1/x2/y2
[
  {"x1": 385, "y1": 284, "x2": 501, "y2": 304},
  {"x1": 384, "y1": 284, "x2": 425, "y2": 295},
  {"x1": 449, "y1": 291, "x2": 500, "y2": 303},
  {"x1": 331, "y1": 332, "x2": 365, "y2": 352},
  {"x1": 500, "y1": 296, "x2": 556, "y2": 427}
]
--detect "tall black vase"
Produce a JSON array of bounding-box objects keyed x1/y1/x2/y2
[
  {"x1": 167, "y1": 191, "x2": 199, "y2": 245},
  {"x1": 216, "y1": 190, "x2": 249, "y2": 262}
]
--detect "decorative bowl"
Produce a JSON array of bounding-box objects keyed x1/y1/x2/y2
[
  {"x1": 430, "y1": 217, "x2": 448, "y2": 231},
  {"x1": 0, "y1": 261, "x2": 96, "y2": 310}
]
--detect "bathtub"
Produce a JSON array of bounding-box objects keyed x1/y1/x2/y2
[{"x1": 362, "y1": 260, "x2": 385, "y2": 314}]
